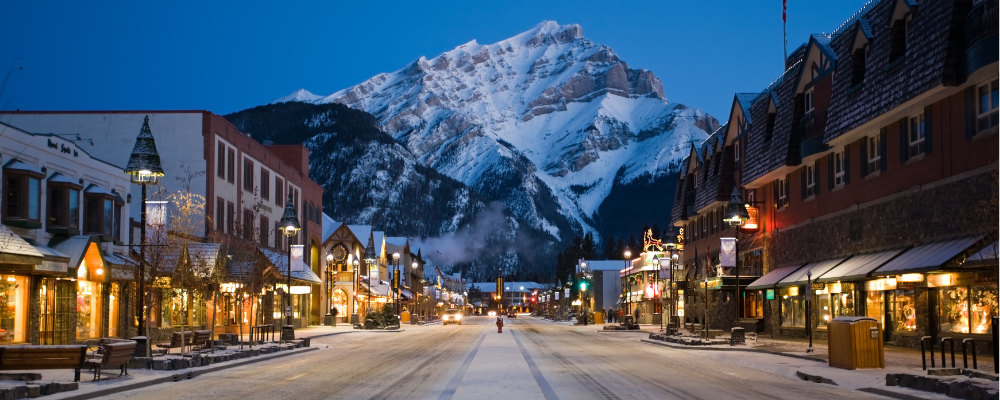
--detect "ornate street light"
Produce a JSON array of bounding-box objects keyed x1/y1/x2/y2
[
  {"x1": 652, "y1": 254, "x2": 661, "y2": 332},
  {"x1": 392, "y1": 252, "x2": 400, "y2": 317},
  {"x1": 724, "y1": 187, "x2": 751, "y2": 330},
  {"x1": 125, "y1": 115, "x2": 165, "y2": 347},
  {"x1": 279, "y1": 194, "x2": 300, "y2": 337},
  {"x1": 363, "y1": 235, "x2": 376, "y2": 322},
  {"x1": 662, "y1": 228, "x2": 679, "y2": 334},
  {"x1": 623, "y1": 249, "x2": 631, "y2": 317},
  {"x1": 326, "y1": 252, "x2": 334, "y2": 318},
  {"x1": 352, "y1": 258, "x2": 360, "y2": 324}
]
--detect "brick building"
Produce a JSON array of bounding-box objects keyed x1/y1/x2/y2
[{"x1": 671, "y1": 0, "x2": 997, "y2": 352}]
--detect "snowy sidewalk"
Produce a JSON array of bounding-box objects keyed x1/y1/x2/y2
[{"x1": 447, "y1": 327, "x2": 548, "y2": 400}]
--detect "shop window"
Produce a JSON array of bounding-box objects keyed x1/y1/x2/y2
[
  {"x1": 939, "y1": 284, "x2": 998, "y2": 334},
  {"x1": 893, "y1": 287, "x2": 917, "y2": 332},
  {"x1": 76, "y1": 280, "x2": 102, "y2": 340},
  {"x1": 817, "y1": 283, "x2": 855, "y2": 328},
  {"x1": 0, "y1": 275, "x2": 28, "y2": 343},
  {"x1": 780, "y1": 287, "x2": 805, "y2": 327},
  {"x1": 866, "y1": 290, "x2": 886, "y2": 327},
  {"x1": 744, "y1": 291, "x2": 764, "y2": 318},
  {"x1": 976, "y1": 79, "x2": 999, "y2": 134},
  {"x1": 4, "y1": 170, "x2": 42, "y2": 225}
]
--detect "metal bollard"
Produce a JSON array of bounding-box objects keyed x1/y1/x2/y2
[
  {"x1": 962, "y1": 339, "x2": 977, "y2": 370},
  {"x1": 920, "y1": 336, "x2": 934, "y2": 369},
  {"x1": 940, "y1": 337, "x2": 955, "y2": 368}
]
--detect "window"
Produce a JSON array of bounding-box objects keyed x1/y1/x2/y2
[
  {"x1": 217, "y1": 143, "x2": 225, "y2": 178},
  {"x1": 850, "y1": 47, "x2": 867, "y2": 88},
  {"x1": 817, "y1": 283, "x2": 855, "y2": 328},
  {"x1": 216, "y1": 198, "x2": 225, "y2": 233},
  {"x1": 260, "y1": 170, "x2": 270, "y2": 201},
  {"x1": 889, "y1": 18, "x2": 907, "y2": 63},
  {"x1": 243, "y1": 209, "x2": 254, "y2": 240},
  {"x1": 939, "y1": 284, "x2": 998, "y2": 334},
  {"x1": 83, "y1": 189, "x2": 114, "y2": 237},
  {"x1": 275, "y1": 221, "x2": 283, "y2": 250},
  {"x1": 775, "y1": 178, "x2": 788, "y2": 208},
  {"x1": 243, "y1": 158, "x2": 254, "y2": 192},
  {"x1": 833, "y1": 150, "x2": 846, "y2": 186},
  {"x1": 260, "y1": 215, "x2": 269, "y2": 247},
  {"x1": 113, "y1": 199, "x2": 123, "y2": 241},
  {"x1": 226, "y1": 202, "x2": 235, "y2": 234},
  {"x1": 711, "y1": 210, "x2": 717, "y2": 234},
  {"x1": 907, "y1": 112, "x2": 926, "y2": 158},
  {"x1": 804, "y1": 89, "x2": 814, "y2": 113},
  {"x1": 47, "y1": 178, "x2": 81, "y2": 230},
  {"x1": 275, "y1": 178, "x2": 284, "y2": 205},
  {"x1": 780, "y1": 287, "x2": 805, "y2": 327},
  {"x1": 4, "y1": 170, "x2": 42, "y2": 224},
  {"x1": 746, "y1": 189, "x2": 756, "y2": 205},
  {"x1": 893, "y1": 287, "x2": 917, "y2": 332},
  {"x1": 866, "y1": 132, "x2": 882, "y2": 173},
  {"x1": 804, "y1": 164, "x2": 817, "y2": 197},
  {"x1": 227, "y1": 149, "x2": 235, "y2": 183},
  {"x1": 976, "y1": 79, "x2": 999, "y2": 134},
  {"x1": 733, "y1": 140, "x2": 740, "y2": 162},
  {"x1": 764, "y1": 112, "x2": 776, "y2": 141}
]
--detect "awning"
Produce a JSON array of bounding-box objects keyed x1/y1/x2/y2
[
  {"x1": 0, "y1": 225, "x2": 44, "y2": 266},
  {"x1": 24, "y1": 238, "x2": 70, "y2": 274},
  {"x1": 746, "y1": 263, "x2": 805, "y2": 290},
  {"x1": 816, "y1": 249, "x2": 908, "y2": 282},
  {"x1": 963, "y1": 241, "x2": 998, "y2": 267},
  {"x1": 400, "y1": 289, "x2": 413, "y2": 299},
  {"x1": 873, "y1": 237, "x2": 979, "y2": 276},
  {"x1": 777, "y1": 257, "x2": 849, "y2": 287},
  {"x1": 359, "y1": 281, "x2": 390, "y2": 297},
  {"x1": 103, "y1": 252, "x2": 136, "y2": 281}
]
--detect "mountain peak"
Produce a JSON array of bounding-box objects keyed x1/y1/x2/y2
[
  {"x1": 272, "y1": 88, "x2": 322, "y2": 104},
  {"x1": 511, "y1": 20, "x2": 584, "y2": 47}
]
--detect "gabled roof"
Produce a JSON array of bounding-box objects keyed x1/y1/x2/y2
[
  {"x1": 187, "y1": 243, "x2": 221, "y2": 278},
  {"x1": 347, "y1": 225, "x2": 372, "y2": 246},
  {"x1": 735, "y1": 93, "x2": 759, "y2": 122},
  {"x1": 373, "y1": 231, "x2": 385, "y2": 258},
  {"x1": 259, "y1": 247, "x2": 322, "y2": 284},
  {"x1": 385, "y1": 237, "x2": 407, "y2": 247},
  {"x1": 322, "y1": 213, "x2": 343, "y2": 243},
  {"x1": 50, "y1": 235, "x2": 102, "y2": 272}
]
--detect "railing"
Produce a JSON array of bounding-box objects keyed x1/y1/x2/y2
[
  {"x1": 795, "y1": 110, "x2": 827, "y2": 143},
  {"x1": 966, "y1": 0, "x2": 998, "y2": 49}
]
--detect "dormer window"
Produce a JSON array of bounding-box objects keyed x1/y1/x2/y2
[
  {"x1": 804, "y1": 89, "x2": 815, "y2": 113},
  {"x1": 734, "y1": 140, "x2": 740, "y2": 162},
  {"x1": 46, "y1": 173, "x2": 82, "y2": 233},
  {"x1": 889, "y1": 17, "x2": 909, "y2": 63},
  {"x1": 851, "y1": 45, "x2": 868, "y2": 88},
  {"x1": 83, "y1": 185, "x2": 115, "y2": 238}
]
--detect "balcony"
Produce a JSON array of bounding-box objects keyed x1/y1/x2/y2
[
  {"x1": 794, "y1": 110, "x2": 829, "y2": 161},
  {"x1": 966, "y1": 0, "x2": 998, "y2": 76}
]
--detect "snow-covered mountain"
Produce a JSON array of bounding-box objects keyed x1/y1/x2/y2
[{"x1": 276, "y1": 21, "x2": 718, "y2": 241}]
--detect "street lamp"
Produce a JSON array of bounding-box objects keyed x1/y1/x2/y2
[
  {"x1": 652, "y1": 255, "x2": 661, "y2": 332},
  {"x1": 392, "y1": 252, "x2": 400, "y2": 317},
  {"x1": 724, "y1": 187, "x2": 760, "y2": 330},
  {"x1": 325, "y1": 252, "x2": 334, "y2": 318},
  {"x1": 279, "y1": 194, "x2": 301, "y2": 338},
  {"x1": 663, "y1": 229, "x2": 680, "y2": 334},
  {"x1": 363, "y1": 235, "x2": 376, "y2": 324},
  {"x1": 623, "y1": 249, "x2": 631, "y2": 317},
  {"x1": 352, "y1": 258, "x2": 360, "y2": 325},
  {"x1": 125, "y1": 116, "x2": 165, "y2": 348}
]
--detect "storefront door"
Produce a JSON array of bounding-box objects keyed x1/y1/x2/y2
[{"x1": 39, "y1": 279, "x2": 74, "y2": 345}]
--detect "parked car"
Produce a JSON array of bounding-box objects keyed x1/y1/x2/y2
[{"x1": 442, "y1": 309, "x2": 463, "y2": 325}]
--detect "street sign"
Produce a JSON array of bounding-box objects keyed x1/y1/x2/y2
[{"x1": 284, "y1": 306, "x2": 292, "y2": 317}]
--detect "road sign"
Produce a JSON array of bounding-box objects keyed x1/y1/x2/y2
[{"x1": 284, "y1": 306, "x2": 292, "y2": 317}]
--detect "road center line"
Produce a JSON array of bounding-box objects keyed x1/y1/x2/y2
[
  {"x1": 511, "y1": 329, "x2": 560, "y2": 400},
  {"x1": 438, "y1": 330, "x2": 486, "y2": 400}
]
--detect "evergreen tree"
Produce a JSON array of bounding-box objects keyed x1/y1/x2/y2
[
  {"x1": 652, "y1": 223, "x2": 661, "y2": 239},
  {"x1": 615, "y1": 238, "x2": 625, "y2": 258},
  {"x1": 603, "y1": 235, "x2": 617, "y2": 259},
  {"x1": 627, "y1": 234, "x2": 639, "y2": 254},
  {"x1": 582, "y1": 232, "x2": 598, "y2": 259}
]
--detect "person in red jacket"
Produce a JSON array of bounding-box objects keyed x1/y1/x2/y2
[{"x1": 496, "y1": 316, "x2": 504, "y2": 333}]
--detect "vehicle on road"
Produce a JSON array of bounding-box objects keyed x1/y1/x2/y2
[
  {"x1": 506, "y1": 312, "x2": 516, "y2": 319},
  {"x1": 487, "y1": 310, "x2": 496, "y2": 317},
  {"x1": 442, "y1": 309, "x2": 463, "y2": 325}
]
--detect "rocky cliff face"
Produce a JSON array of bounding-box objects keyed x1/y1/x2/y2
[{"x1": 278, "y1": 21, "x2": 719, "y2": 244}]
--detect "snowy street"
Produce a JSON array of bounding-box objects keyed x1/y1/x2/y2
[{"x1": 98, "y1": 316, "x2": 885, "y2": 400}]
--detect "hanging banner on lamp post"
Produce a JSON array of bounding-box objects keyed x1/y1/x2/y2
[
  {"x1": 720, "y1": 238, "x2": 737, "y2": 267},
  {"x1": 145, "y1": 201, "x2": 168, "y2": 245},
  {"x1": 290, "y1": 245, "x2": 305, "y2": 272}
]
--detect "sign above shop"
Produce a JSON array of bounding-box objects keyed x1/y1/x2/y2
[
  {"x1": 35, "y1": 261, "x2": 67, "y2": 273},
  {"x1": 766, "y1": 289, "x2": 775, "y2": 300},
  {"x1": 741, "y1": 207, "x2": 759, "y2": 232}
]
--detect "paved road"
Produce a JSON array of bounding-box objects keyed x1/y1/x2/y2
[{"x1": 104, "y1": 316, "x2": 882, "y2": 400}]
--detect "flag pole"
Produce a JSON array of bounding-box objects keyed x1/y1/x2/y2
[{"x1": 783, "y1": 0, "x2": 788, "y2": 66}]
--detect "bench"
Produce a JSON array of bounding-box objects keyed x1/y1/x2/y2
[
  {"x1": 0, "y1": 345, "x2": 87, "y2": 382},
  {"x1": 84, "y1": 340, "x2": 136, "y2": 381},
  {"x1": 191, "y1": 330, "x2": 212, "y2": 351},
  {"x1": 156, "y1": 331, "x2": 192, "y2": 354}
]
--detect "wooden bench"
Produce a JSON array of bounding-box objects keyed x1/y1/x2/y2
[
  {"x1": 156, "y1": 331, "x2": 192, "y2": 354},
  {"x1": 84, "y1": 340, "x2": 136, "y2": 381},
  {"x1": 0, "y1": 345, "x2": 87, "y2": 382},
  {"x1": 191, "y1": 330, "x2": 212, "y2": 351}
]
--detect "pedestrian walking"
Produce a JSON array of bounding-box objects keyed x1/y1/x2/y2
[
  {"x1": 496, "y1": 316, "x2": 504, "y2": 333},
  {"x1": 331, "y1": 307, "x2": 339, "y2": 327}
]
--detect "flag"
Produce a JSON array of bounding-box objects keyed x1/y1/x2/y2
[
  {"x1": 705, "y1": 244, "x2": 711, "y2": 279},
  {"x1": 693, "y1": 247, "x2": 700, "y2": 280},
  {"x1": 782, "y1": 0, "x2": 787, "y2": 23}
]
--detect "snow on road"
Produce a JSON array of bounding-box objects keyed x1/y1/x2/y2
[{"x1": 99, "y1": 317, "x2": 885, "y2": 400}]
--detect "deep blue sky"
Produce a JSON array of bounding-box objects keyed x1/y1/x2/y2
[{"x1": 2, "y1": 0, "x2": 868, "y2": 120}]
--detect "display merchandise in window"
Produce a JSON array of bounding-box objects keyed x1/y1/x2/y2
[
  {"x1": 0, "y1": 276, "x2": 27, "y2": 342},
  {"x1": 781, "y1": 292, "x2": 805, "y2": 327},
  {"x1": 866, "y1": 291, "x2": 885, "y2": 327},
  {"x1": 76, "y1": 280, "x2": 101, "y2": 339},
  {"x1": 893, "y1": 288, "x2": 917, "y2": 332},
  {"x1": 940, "y1": 285, "x2": 998, "y2": 334}
]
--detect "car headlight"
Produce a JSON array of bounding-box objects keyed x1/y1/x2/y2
[{"x1": 455, "y1": 315, "x2": 462, "y2": 320}]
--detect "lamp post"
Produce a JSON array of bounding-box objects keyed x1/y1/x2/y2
[
  {"x1": 125, "y1": 116, "x2": 165, "y2": 348},
  {"x1": 363, "y1": 235, "x2": 376, "y2": 324},
  {"x1": 652, "y1": 255, "x2": 661, "y2": 332},
  {"x1": 623, "y1": 249, "x2": 631, "y2": 317},
  {"x1": 352, "y1": 258, "x2": 360, "y2": 325},
  {"x1": 724, "y1": 187, "x2": 763, "y2": 331},
  {"x1": 392, "y1": 252, "x2": 400, "y2": 317},
  {"x1": 279, "y1": 194, "x2": 301, "y2": 337},
  {"x1": 325, "y1": 252, "x2": 334, "y2": 318}
]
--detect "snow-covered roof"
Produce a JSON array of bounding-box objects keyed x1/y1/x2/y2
[
  {"x1": 258, "y1": 247, "x2": 322, "y2": 284},
  {"x1": 348, "y1": 225, "x2": 372, "y2": 245},
  {"x1": 373, "y1": 231, "x2": 385, "y2": 257},
  {"x1": 23, "y1": 238, "x2": 69, "y2": 260},
  {"x1": 50, "y1": 236, "x2": 99, "y2": 271},
  {"x1": 0, "y1": 225, "x2": 44, "y2": 261},
  {"x1": 385, "y1": 237, "x2": 407, "y2": 247},
  {"x1": 188, "y1": 243, "x2": 221, "y2": 278},
  {"x1": 322, "y1": 213, "x2": 342, "y2": 243},
  {"x1": 3, "y1": 159, "x2": 40, "y2": 173},
  {"x1": 47, "y1": 172, "x2": 78, "y2": 185}
]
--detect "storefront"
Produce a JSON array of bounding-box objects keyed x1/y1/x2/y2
[{"x1": 745, "y1": 263, "x2": 805, "y2": 335}]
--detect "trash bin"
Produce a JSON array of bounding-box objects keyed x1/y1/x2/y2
[
  {"x1": 594, "y1": 311, "x2": 604, "y2": 324},
  {"x1": 827, "y1": 316, "x2": 884, "y2": 370}
]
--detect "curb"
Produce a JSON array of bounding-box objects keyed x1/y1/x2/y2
[
  {"x1": 858, "y1": 387, "x2": 935, "y2": 400},
  {"x1": 639, "y1": 339, "x2": 827, "y2": 363},
  {"x1": 597, "y1": 330, "x2": 651, "y2": 333},
  {"x1": 55, "y1": 347, "x2": 319, "y2": 400},
  {"x1": 297, "y1": 329, "x2": 406, "y2": 339}
]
